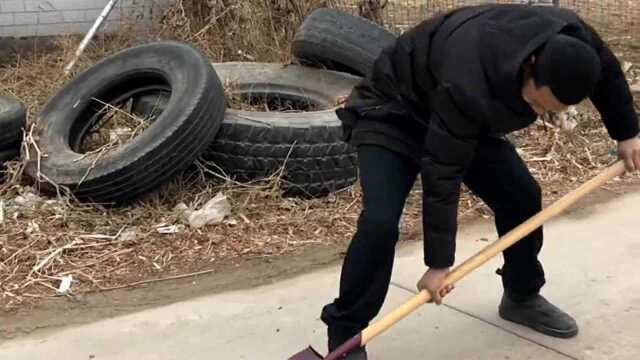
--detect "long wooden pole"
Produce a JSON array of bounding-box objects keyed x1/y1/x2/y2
[{"x1": 359, "y1": 160, "x2": 625, "y2": 344}]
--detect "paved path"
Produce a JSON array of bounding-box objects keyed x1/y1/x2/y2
[{"x1": 2, "y1": 193, "x2": 639, "y2": 359}]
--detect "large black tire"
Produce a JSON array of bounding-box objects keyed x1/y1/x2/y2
[
  {"x1": 0, "y1": 147, "x2": 20, "y2": 181},
  {"x1": 207, "y1": 63, "x2": 361, "y2": 197},
  {"x1": 0, "y1": 147, "x2": 19, "y2": 162},
  {"x1": 134, "y1": 63, "x2": 361, "y2": 197},
  {"x1": 291, "y1": 8, "x2": 396, "y2": 77},
  {"x1": 24, "y1": 41, "x2": 226, "y2": 205},
  {"x1": 0, "y1": 95, "x2": 26, "y2": 150}
]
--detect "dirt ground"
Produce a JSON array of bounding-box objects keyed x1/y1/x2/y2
[{"x1": 2, "y1": 180, "x2": 638, "y2": 342}]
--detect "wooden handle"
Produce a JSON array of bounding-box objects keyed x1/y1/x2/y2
[{"x1": 361, "y1": 161, "x2": 625, "y2": 345}]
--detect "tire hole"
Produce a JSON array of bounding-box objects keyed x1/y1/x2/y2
[
  {"x1": 227, "y1": 91, "x2": 322, "y2": 113},
  {"x1": 69, "y1": 77, "x2": 171, "y2": 155}
]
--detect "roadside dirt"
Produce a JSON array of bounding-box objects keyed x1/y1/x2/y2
[
  {"x1": 0, "y1": 242, "x2": 346, "y2": 341},
  {"x1": 2, "y1": 181, "x2": 638, "y2": 342}
]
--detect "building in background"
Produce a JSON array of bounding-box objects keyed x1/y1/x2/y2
[{"x1": 0, "y1": 0, "x2": 169, "y2": 38}]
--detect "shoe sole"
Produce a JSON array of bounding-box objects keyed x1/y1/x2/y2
[{"x1": 499, "y1": 308, "x2": 579, "y2": 339}]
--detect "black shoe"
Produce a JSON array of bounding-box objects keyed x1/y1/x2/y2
[{"x1": 499, "y1": 293, "x2": 579, "y2": 338}]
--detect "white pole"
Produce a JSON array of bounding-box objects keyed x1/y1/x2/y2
[{"x1": 64, "y1": 0, "x2": 120, "y2": 75}]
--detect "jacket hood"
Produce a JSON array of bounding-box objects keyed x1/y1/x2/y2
[{"x1": 479, "y1": 6, "x2": 572, "y2": 113}]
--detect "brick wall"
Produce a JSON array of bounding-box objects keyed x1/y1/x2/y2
[{"x1": 0, "y1": 0, "x2": 170, "y2": 38}]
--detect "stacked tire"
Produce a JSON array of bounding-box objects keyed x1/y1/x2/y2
[
  {"x1": 133, "y1": 62, "x2": 362, "y2": 197},
  {"x1": 291, "y1": 8, "x2": 396, "y2": 77},
  {"x1": 25, "y1": 9, "x2": 396, "y2": 205},
  {"x1": 203, "y1": 63, "x2": 361, "y2": 197},
  {"x1": 0, "y1": 95, "x2": 26, "y2": 180},
  {"x1": 203, "y1": 9, "x2": 395, "y2": 197}
]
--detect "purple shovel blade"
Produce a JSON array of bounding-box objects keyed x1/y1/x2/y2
[
  {"x1": 288, "y1": 346, "x2": 324, "y2": 360},
  {"x1": 289, "y1": 333, "x2": 363, "y2": 360}
]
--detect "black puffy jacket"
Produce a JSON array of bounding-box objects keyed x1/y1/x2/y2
[{"x1": 336, "y1": 4, "x2": 639, "y2": 268}]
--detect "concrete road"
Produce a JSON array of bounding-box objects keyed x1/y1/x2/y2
[{"x1": 2, "y1": 193, "x2": 639, "y2": 359}]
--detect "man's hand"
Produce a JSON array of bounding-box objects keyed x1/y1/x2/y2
[
  {"x1": 618, "y1": 136, "x2": 640, "y2": 172},
  {"x1": 417, "y1": 268, "x2": 454, "y2": 305}
]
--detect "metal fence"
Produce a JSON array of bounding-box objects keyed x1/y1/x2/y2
[{"x1": 333, "y1": 0, "x2": 640, "y2": 38}]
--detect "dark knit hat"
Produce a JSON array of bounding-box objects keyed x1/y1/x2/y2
[{"x1": 533, "y1": 34, "x2": 602, "y2": 105}]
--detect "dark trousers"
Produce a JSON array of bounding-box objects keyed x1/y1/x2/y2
[{"x1": 321, "y1": 137, "x2": 546, "y2": 349}]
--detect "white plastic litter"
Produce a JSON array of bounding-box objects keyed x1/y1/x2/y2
[
  {"x1": 175, "y1": 192, "x2": 231, "y2": 229},
  {"x1": 57, "y1": 275, "x2": 73, "y2": 294},
  {"x1": 223, "y1": 218, "x2": 238, "y2": 226},
  {"x1": 109, "y1": 127, "x2": 134, "y2": 143},
  {"x1": 13, "y1": 192, "x2": 43, "y2": 208},
  {"x1": 42, "y1": 199, "x2": 66, "y2": 216},
  {"x1": 542, "y1": 106, "x2": 578, "y2": 132},
  {"x1": 553, "y1": 106, "x2": 579, "y2": 131},
  {"x1": 119, "y1": 229, "x2": 137, "y2": 242},
  {"x1": 26, "y1": 221, "x2": 40, "y2": 235},
  {"x1": 156, "y1": 224, "x2": 183, "y2": 234}
]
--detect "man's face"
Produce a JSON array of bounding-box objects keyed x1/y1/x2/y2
[{"x1": 522, "y1": 76, "x2": 569, "y2": 115}]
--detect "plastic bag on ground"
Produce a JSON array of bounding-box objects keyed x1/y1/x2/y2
[{"x1": 175, "y1": 192, "x2": 231, "y2": 229}]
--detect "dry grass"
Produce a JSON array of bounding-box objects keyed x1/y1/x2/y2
[
  {"x1": 1, "y1": 0, "x2": 640, "y2": 312},
  {"x1": 225, "y1": 86, "x2": 322, "y2": 112},
  {"x1": 77, "y1": 100, "x2": 152, "y2": 154},
  {"x1": 0, "y1": 170, "x2": 363, "y2": 309},
  {"x1": 155, "y1": 0, "x2": 340, "y2": 63}
]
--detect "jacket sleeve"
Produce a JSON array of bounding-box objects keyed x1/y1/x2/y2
[
  {"x1": 577, "y1": 20, "x2": 639, "y2": 141},
  {"x1": 421, "y1": 115, "x2": 478, "y2": 268},
  {"x1": 421, "y1": 84, "x2": 482, "y2": 268}
]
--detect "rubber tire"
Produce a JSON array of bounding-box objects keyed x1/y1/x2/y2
[
  {"x1": 209, "y1": 63, "x2": 361, "y2": 197},
  {"x1": 0, "y1": 95, "x2": 26, "y2": 150},
  {"x1": 134, "y1": 63, "x2": 361, "y2": 197},
  {"x1": 0, "y1": 147, "x2": 20, "y2": 181},
  {"x1": 291, "y1": 8, "x2": 396, "y2": 77},
  {"x1": 24, "y1": 41, "x2": 226, "y2": 205}
]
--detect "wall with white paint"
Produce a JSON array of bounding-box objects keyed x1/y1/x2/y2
[{"x1": 0, "y1": 0, "x2": 169, "y2": 38}]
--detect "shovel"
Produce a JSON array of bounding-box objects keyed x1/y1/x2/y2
[{"x1": 290, "y1": 160, "x2": 626, "y2": 360}]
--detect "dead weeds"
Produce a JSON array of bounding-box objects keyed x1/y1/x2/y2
[
  {"x1": 225, "y1": 85, "x2": 322, "y2": 112},
  {"x1": 0, "y1": 167, "x2": 362, "y2": 310},
  {"x1": 77, "y1": 99, "x2": 152, "y2": 154},
  {"x1": 156, "y1": 0, "x2": 340, "y2": 63}
]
